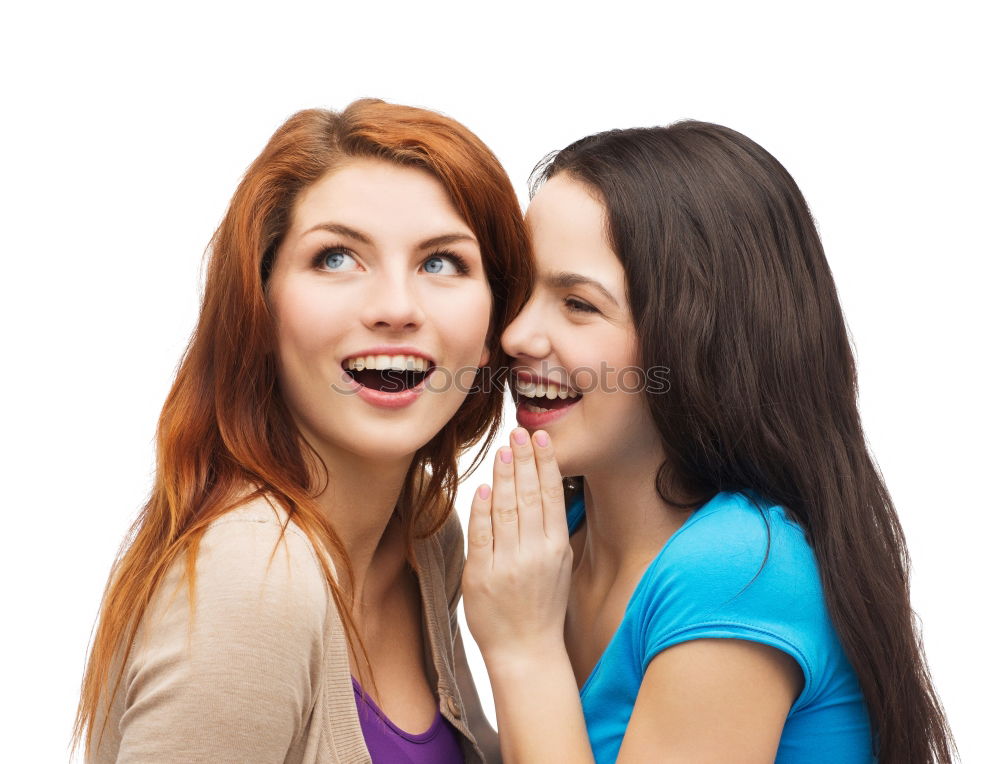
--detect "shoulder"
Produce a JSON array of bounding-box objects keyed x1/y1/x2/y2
[
  {"x1": 141, "y1": 494, "x2": 330, "y2": 646},
  {"x1": 115, "y1": 495, "x2": 332, "y2": 758},
  {"x1": 202, "y1": 495, "x2": 329, "y2": 598},
  {"x1": 635, "y1": 492, "x2": 828, "y2": 691},
  {"x1": 647, "y1": 491, "x2": 819, "y2": 597},
  {"x1": 633, "y1": 492, "x2": 864, "y2": 714}
]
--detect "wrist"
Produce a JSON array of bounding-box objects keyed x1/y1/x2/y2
[{"x1": 483, "y1": 639, "x2": 569, "y2": 677}]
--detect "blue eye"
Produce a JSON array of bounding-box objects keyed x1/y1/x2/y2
[
  {"x1": 423, "y1": 252, "x2": 470, "y2": 276},
  {"x1": 317, "y1": 248, "x2": 358, "y2": 271},
  {"x1": 313, "y1": 247, "x2": 470, "y2": 275}
]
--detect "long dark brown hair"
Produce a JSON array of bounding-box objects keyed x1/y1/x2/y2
[
  {"x1": 73, "y1": 99, "x2": 533, "y2": 756},
  {"x1": 535, "y1": 123, "x2": 955, "y2": 763}
]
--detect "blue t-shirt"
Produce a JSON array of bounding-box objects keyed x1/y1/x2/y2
[{"x1": 566, "y1": 490, "x2": 874, "y2": 763}]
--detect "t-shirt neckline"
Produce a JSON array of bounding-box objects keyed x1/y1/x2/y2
[{"x1": 569, "y1": 491, "x2": 731, "y2": 697}]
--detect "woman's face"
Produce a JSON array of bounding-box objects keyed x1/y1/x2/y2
[
  {"x1": 267, "y1": 158, "x2": 492, "y2": 466},
  {"x1": 501, "y1": 173, "x2": 661, "y2": 479}
]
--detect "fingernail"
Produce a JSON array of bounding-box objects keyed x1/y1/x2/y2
[
  {"x1": 500, "y1": 448, "x2": 513, "y2": 464},
  {"x1": 513, "y1": 428, "x2": 528, "y2": 445},
  {"x1": 536, "y1": 431, "x2": 549, "y2": 447},
  {"x1": 478, "y1": 484, "x2": 491, "y2": 499}
]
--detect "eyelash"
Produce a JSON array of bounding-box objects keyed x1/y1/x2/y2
[
  {"x1": 311, "y1": 247, "x2": 471, "y2": 275},
  {"x1": 426, "y1": 249, "x2": 471, "y2": 275},
  {"x1": 565, "y1": 297, "x2": 599, "y2": 314}
]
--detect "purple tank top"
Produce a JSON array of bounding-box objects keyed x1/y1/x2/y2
[{"x1": 352, "y1": 677, "x2": 465, "y2": 763}]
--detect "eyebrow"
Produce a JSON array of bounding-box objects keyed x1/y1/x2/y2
[
  {"x1": 304, "y1": 222, "x2": 477, "y2": 250},
  {"x1": 543, "y1": 271, "x2": 619, "y2": 307},
  {"x1": 305, "y1": 222, "x2": 373, "y2": 244}
]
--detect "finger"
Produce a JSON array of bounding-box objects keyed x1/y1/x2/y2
[
  {"x1": 532, "y1": 430, "x2": 569, "y2": 543},
  {"x1": 490, "y1": 446, "x2": 519, "y2": 558},
  {"x1": 510, "y1": 427, "x2": 544, "y2": 545},
  {"x1": 466, "y1": 483, "x2": 494, "y2": 569}
]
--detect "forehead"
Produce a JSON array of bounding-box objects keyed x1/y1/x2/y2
[
  {"x1": 526, "y1": 174, "x2": 623, "y2": 287},
  {"x1": 290, "y1": 158, "x2": 472, "y2": 239}
]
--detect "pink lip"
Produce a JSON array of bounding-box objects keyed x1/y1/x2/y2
[
  {"x1": 337, "y1": 367, "x2": 429, "y2": 410},
  {"x1": 514, "y1": 395, "x2": 582, "y2": 429},
  {"x1": 514, "y1": 369, "x2": 576, "y2": 389}
]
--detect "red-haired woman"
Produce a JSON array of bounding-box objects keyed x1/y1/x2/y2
[{"x1": 73, "y1": 100, "x2": 532, "y2": 763}]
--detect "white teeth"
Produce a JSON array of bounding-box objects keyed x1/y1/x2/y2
[
  {"x1": 514, "y1": 379, "x2": 532, "y2": 397},
  {"x1": 345, "y1": 354, "x2": 430, "y2": 372},
  {"x1": 514, "y1": 377, "x2": 580, "y2": 400}
]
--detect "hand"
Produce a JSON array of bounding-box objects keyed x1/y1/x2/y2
[{"x1": 462, "y1": 427, "x2": 573, "y2": 665}]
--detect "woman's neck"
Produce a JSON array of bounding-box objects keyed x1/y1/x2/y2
[
  {"x1": 575, "y1": 457, "x2": 691, "y2": 587},
  {"x1": 308, "y1": 442, "x2": 415, "y2": 596}
]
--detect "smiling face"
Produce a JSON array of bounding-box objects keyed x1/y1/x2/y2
[
  {"x1": 501, "y1": 173, "x2": 662, "y2": 480},
  {"x1": 266, "y1": 158, "x2": 492, "y2": 467}
]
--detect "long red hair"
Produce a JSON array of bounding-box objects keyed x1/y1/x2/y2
[{"x1": 73, "y1": 99, "x2": 532, "y2": 755}]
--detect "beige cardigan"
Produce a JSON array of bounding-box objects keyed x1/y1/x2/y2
[{"x1": 89, "y1": 494, "x2": 499, "y2": 763}]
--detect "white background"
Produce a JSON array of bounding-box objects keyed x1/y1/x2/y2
[{"x1": 1, "y1": 1, "x2": 995, "y2": 761}]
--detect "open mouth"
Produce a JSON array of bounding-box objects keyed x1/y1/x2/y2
[
  {"x1": 513, "y1": 377, "x2": 583, "y2": 412},
  {"x1": 342, "y1": 356, "x2": 435, "y2": 393}
]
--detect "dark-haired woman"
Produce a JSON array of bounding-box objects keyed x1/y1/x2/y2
[
  {"x1": 462, "y1": 123, "x2": 955, "y2": 763},
  {"x1": 72, "y1": 100, "x2": 533, "y2": 763}
]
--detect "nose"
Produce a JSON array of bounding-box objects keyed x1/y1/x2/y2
[
  {"x1": 501, "y1": 292, "x2": 550, "y2": 360},
  {"x1": 359, "y1": 268, "x2": 425, "y2": 332}
]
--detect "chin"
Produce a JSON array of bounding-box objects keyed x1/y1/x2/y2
[
  {"x1": 547, "y1": 439, "x2": 604, "y2": 483},
  {"x1": 352, "y1": 430, "x2": 437, "y2": 462},
  {"x1": 548, "y1": 443, "x2": 581, "y2": 479},
  {"x1": 304, "y1": 416, "x2": 437, "y2": 466}
]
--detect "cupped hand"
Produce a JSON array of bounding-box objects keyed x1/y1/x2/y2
[{"x1": 462, "y1": 428, "x2": 573, "y2": 664}]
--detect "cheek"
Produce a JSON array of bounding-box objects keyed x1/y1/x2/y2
[
  {"x1": 434, "y1": 285, "x2": 492, "y2": 393},
  {"x1": 561, "y1": 328, "x2": 634, "y2": 392},
  {"x1": 600, "y1": 367, "x2": 660, "y2": 450},
  {"x1": 571, "y1": 339, "x2": 646, "y2": 422},
  {"x1": 271, "y1": 284, "x2": 348, "y2": 373},
  {"x1": 439, "y1": 284, "x2": 492, "y2": 353}
]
